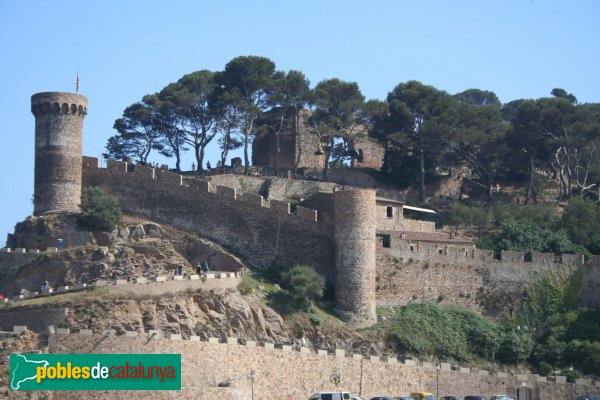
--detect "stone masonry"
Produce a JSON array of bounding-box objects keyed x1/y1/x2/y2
[{"x1": 31, "y1": 92, "x2": 88, "y2": 215}]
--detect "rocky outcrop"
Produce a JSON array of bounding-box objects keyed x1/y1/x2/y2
[{"x1": 0, "y1": 216, "x2": 245, "y2": 297}]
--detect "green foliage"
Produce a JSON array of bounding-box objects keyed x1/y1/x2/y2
[
  {"x1": 381, "y1": 303, "x2": 517, "y2": 362},
  {"x1": 562, "y1": 197, "x2": 600, "y2": 254},
  {"x1": 537, "y1": 361, "x2": 553, "y2": 376},
  {"x1": 309, "y1": 315, "x2": 321, "y2": 326},
  {"x1": 281, "y1": 265, "x2": 325, "y2": 309},
  {"x1": 521, "y1": 269, "x2": 600, "y2": 375},
  {"x1": 78, "y1": 187, "x2": 122, "y2": 232},
  {"x1": 481, "y1": 217, "x2": 587, "y2": 258},
  {"x1": 523, "y1": 269, "x2": 583, "y2": 331}
]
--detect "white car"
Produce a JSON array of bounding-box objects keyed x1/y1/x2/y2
[{"x1": 490, "y1": 396, "x2": 514, "y2": 400}]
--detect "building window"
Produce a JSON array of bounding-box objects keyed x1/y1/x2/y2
[
  {"x1": 386, "y1": 206, "x2": 394, "y2": 218},
  {"x1": 438, "y1": 249, "x2": 443, "y2": 255},
  {"x1": 409, "y1": 245, "x2": 414, "y2": 252}
]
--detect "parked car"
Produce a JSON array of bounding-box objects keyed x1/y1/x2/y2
[
  {"x1": 369, "y1": 397, "x2": 411, "y2": 400},
  {"x1": 410, "y1": 392, "x2": 436, "y2": 400},
  {"x1": 490, "y1": 396, "x2": 514, "y2": 400},
  {"x1": 351, "y1": 397, "x2": 365, "y2": 400},
  {"x1": 440, "y1": 396, "x2": 463, "y2": 400},
  {"x1": 464, "y1": 397, "x2": 487, "y2": 400},
  {"x1": 309, "y1": 392, "x2": 351, "y2": 400},
  {"x1": 576, "y1": 395, "x2": 600, "y2": 400}
]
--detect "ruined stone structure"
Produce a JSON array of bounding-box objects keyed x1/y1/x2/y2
[
  {"x1": 251, "y1": 110, "x2": 385, "y2": 172},
  {"x1": 31, "y1": 92, "x2": 88, "y2": 215}
]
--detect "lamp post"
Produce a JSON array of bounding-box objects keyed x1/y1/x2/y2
[
  {"x1": 249, "y1": 369, "x2": 257, "y2": 400},
  {"x1": 436, "y1": 362, "x2": 441, "y2": 399},
  {"x1": 569, "y1": 365, "x2": 574, "y2": 400}
]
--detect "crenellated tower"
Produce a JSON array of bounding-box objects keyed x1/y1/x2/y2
[
  {"x1": 334, "y1": 189, "x2": 377, "y2": 327},
  {"x1": 31, "y1": 92, "x2": 87, "y2": 215}
]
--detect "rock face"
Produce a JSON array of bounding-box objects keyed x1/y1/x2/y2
[{"x1": 0, "y1": 215, "x2": 245, "y2": 297}]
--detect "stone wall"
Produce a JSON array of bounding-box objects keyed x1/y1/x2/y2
[
  {"x1": 40, "y1": 331, "x2": 598, "y2": 400},
  {"x1": 377, "y1": 239, "x2": 600, "y2": 315},
  {"x1": 349, "y1": 137, "x2": 385, "y2": 170},
  {"x1": 0, "y1": 307, "x2": 69, "y2": 332},
  {"x1": 334, "y1": 190, "x2": 377, "y2": 326},
  {"x1": 82, "y1": 157, "x2": 336, "y2": 279},
  {"x1": 32, "y1": 92, "x2": 87, "y2": 215}
]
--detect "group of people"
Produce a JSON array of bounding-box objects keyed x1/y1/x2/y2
[
  {"x1": 175, "y1": 260, "x2": 210, "y2": 276},
  {"x1": 191, "y1": 160, "x2": 223, "y2": 175}
]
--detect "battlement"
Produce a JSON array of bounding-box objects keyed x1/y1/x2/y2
[
  {"x1": 385, "y1": 235, "x2": 592, "y2": 268},
  {"x1": 82, "y1": 157, "x2": 335, "y2": 276},
  {"x1": 31, "y1": 92, "x2": 88, "y2": 117},
  {"x1": 83, "y1": 157, "x2": 328, "y2": 223}
]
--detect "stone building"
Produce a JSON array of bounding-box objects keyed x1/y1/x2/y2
[
  {"x1": 252, "y1": 110, "x2": 385, "y2": 172},
  {"x1": 31, "y1": 92, "x2": 88, "y2": 215}
]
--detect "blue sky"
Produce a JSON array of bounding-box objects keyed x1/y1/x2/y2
[{"x1": 1, "y1": 0, "x2": 599, "y2": 246}]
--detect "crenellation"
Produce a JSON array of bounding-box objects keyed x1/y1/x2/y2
[
  {"x1": 216, "y1": 185, "x2": 237, "y2": 199},
  {"x1": 156, "y1": 169, "x2": 181, "y2": 185},
  {"x1": 269, "y1": 199, "x2": 290, "y2": 215},
  {"x1": 532, "y1": 252, "x2": 556, "y2": 264},
  {"x1": 132, "y1": 164, "x2": 156, "y2": 179},
  {"x1": 240, "y1": 192, "x2": 266, "y2": 207},
  {"x1": 106, "y1": 159, "x2": 127, "y2": 172},
  {"x1": 501, "y1": 251, "x2": 524, "y2": 262},
  {"x1": 296, "y1": 206, "x2": 317, "y2": 222},
  {"x1": 474, "y1": 249, "x2": 494, "y2": 261},
  {"x1": 562, "y1": 253, "x2": 585, "y2": 265}
]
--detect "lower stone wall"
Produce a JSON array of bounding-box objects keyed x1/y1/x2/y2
[
  {"x1": 0, "y1": 307, "x2": 68, "y2": 332},
  {"x1": 43, "y1": 333, "x2": 596, "y2": 400}
]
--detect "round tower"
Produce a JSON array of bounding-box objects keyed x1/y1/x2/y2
[
  {"x1": 31, "y1": 92, "x2": 88, "y2": 215},
  {"x1": 334, "y1": 189, "x2": 377, "y2": 327}
]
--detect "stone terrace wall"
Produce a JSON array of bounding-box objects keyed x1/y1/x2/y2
[
  {"x1": 377, "y1": 238, "x2": 600, "y2": 313},
  {"x1": 82, "y1": 157, "x2": 335, "y2": 279},
  {"x1": 43, "y1": 331, "x2": 597, "y2": 400}
]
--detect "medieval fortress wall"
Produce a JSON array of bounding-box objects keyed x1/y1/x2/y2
[
  {"x1": 27, "y1": 329, "x2": 597, "y2": 400},
  {"x1": 2, "y1": 91, "x2": 599, "y2": 322}
]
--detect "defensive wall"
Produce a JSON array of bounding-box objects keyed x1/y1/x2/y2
[
  {"x1": 82, "y1": 157, "x2": 384, "y2": 324},
  {"x1": 78, "y1": 156, "x2": 600, "y2": 318},
  {"x1": 6, "y1": 326, "x2": 596, "y2": 399},
  {"x1": 82, "y1": 156, "x2": 335, "y2": 277},
  {"x1": 0, "y1": 272, "x2": 239, "y2": 332},
  {"x1": 376, "y1": 237, "x2": 600, "y2": 313}
]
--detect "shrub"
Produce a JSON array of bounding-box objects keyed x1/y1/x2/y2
[
  {"x1": 281, "y1": 265, "x2": 325, "y2": 309},
  {"x1": 309, "y1": 315, "x2": 321, "y2": 326},
  {"x1": 78, "y1": 187, "x2": 122, "y2": 231}
]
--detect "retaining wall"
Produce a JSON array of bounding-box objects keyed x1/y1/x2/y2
[{"x1": 35, "y1": 328, "x2": 599, "y2": 400}]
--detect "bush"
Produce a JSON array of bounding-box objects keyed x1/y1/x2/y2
[
  {"x1": 78, "y1": 187, "x2": 122, "y2": 231},
  {"x1": 281, "y1": 265, "x2": 325, "y2": 309},
  {"x1": 383, "y1": 303, "x2": 508, "y2": 362}
]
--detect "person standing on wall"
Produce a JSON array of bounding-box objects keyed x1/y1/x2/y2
[
  {"x1": 206, "y1": 160, "x2": 211, "y2": 176},
  {"x1": 196, "y1": 262, "x2": 202, "y2": 276},
  {"x1": 202, "y1": 260, "x2": 209, "y2": 275}
]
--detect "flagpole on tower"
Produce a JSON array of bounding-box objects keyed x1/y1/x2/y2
[{"x1": 76, "y1": 72, "x2": 80, "y2": 93}]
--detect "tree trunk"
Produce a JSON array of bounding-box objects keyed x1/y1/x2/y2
[
  {"x1": 525, "y1": 155, "x2": 535, "y2": 205},
  {"x1": 418, "y1": 149, "x2": 425, "y2": 204},
  {"x1": 293, "y1": 110, "x2": 301, "y2": 178},
  {"x1": 323, "y1": 137, "x2": 334, "y2": 179}
]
